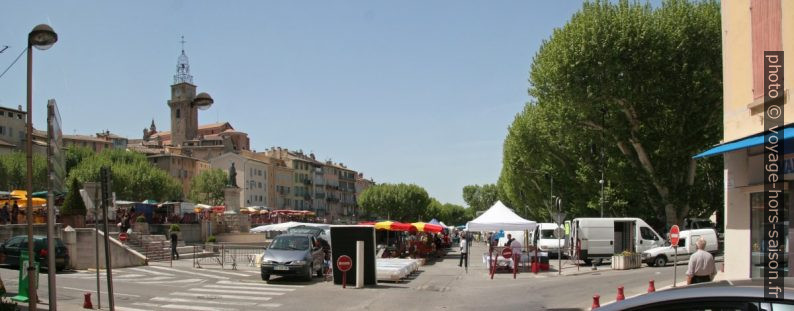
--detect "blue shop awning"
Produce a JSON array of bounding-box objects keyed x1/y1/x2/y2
[{"x1": 694, "y1": 126, "x2": 794, "y2": 159}]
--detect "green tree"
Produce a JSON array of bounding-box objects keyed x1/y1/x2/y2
[
  {"x1": 358, "y1": 183, "x2": 432, "y2": 222},
  {"x1": 438, "y1": 203, "x2": 468, "y2": 226},
  {"x1": 61, "y1": 178, "x2": 86, "y2": 216},
  {"x1": 67, "y1": 149, "x2": 183, "y2": 202},
  {"x1": 462, "y1": 184, "x2": 500, "y2": 213},
  {"x1": 501, "y1": 0, "x2": 723, "y2": 227},
  {"x1": 65, "y1": 146, "x2": 94, "y2": 174},
  {"x1": 189, "y1": 168, "x2": 227, "y2": 205},
  {"x1": 0, "y1": 151, "x2": 47, "y2": 191}
]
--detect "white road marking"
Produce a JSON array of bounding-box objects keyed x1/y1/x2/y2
[
  {"x1": 216, "y1": 280, "x2": 304, "y2": 288},
  {"x1": 202, "y1": 284, "x2": 295, "y2": 292},
  {"x1": 60, "y1": 286, "x2": 140, "y2": 297},
  {"x1": 129, "y1": 267, "x2": 175, "y2": 276},
  {"x1": 171, "y1": 292, "x2": 272, "y2": 301},
  {"x1": 131, "y1": 302, "x2": 161, "y2": 308},
  {"x1": 160, "y1": 304, "x2": 237, "y2": 311},
  {"x1": 257, "y1": 303, "x2": 284, "y2": 308},
  {"x1": 192, "y1": 269, "x2": 250, "y2": 277},
  {"x1": 135, "y1": 278, "x2": 204, "y2": 284},
  {"x1": 151, "y1": 297, "x2": 258, "y2": 307},
  {"x1": 148, "y1": 266, "x2": 229, "y2": 279},
  {"x1": 113, "y1": 274, "x2": 146, "y2": 279},
  {"x1": 188, "y1": 288, "x2": 284, "y2": 296},
  {"x1": 116, "y1": 307, "x2": 151, "y2": 311}
]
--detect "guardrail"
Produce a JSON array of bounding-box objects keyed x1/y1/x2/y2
[{"x1": 193, "y1": 243, "x2": 266, "y2": 270}]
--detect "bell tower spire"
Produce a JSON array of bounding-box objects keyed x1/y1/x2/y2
[{"x1": 173, "y1": 35, "x2": 193, "y2": 85}]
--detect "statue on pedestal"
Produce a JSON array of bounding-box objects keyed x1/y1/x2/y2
[{"x1": 228, "y1": 162, "x2": 238, "y2": 187}]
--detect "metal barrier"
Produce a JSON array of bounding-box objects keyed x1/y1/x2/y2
[{"x1": 193, "y1": 243, "x2": 265, "y2": 270}]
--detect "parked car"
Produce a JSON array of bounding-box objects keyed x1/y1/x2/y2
[
  {"x1": 260, "y1": 234, "x2": 325, "y2": 281},
  {"x1": 0, "y1": 235, "x2": 70, "y2": 271},
  {"x1": 287, "y1": 225, "x2": 331, "y2": 242},
  {"x1": 642, "y1": 229, "x2": 719, "y2": 267},
  {"x1": 570, "y1": 218, "x2": 664, "y2": 265},
  {"x1": 597, "y1": 279, "x2": 794, "y2": 310}
]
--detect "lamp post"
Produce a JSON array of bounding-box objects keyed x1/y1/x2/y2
[{"x1": 26, "y1": 24, "x2": 57, "y2": 310}]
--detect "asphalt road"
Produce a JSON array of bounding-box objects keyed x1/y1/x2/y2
[{"x1": 0, "y1": 243, "x2": 699, "y2": 311}]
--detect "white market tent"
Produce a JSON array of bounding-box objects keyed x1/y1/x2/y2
[
  {"x1": 465, "y1": 201, "x2": 537, "y2": 231},
  {"x1": 250, "y1": 221, "x2": 330, "y2": 233}
]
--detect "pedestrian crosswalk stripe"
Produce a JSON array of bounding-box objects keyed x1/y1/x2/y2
[
  {"x1": 257, "y1": 303, "x2": 283, "y2": 308},
  {"x1": 193, "y1": 269, "x2": 250, "y2": 277},
  {"x1": 129, "y1": 267, "x2": 175, "y2": 276},
  {"x1": 148, "y1": 266, "x2": 229, "y2": 279},
  {"x1": 130, "y1": 302, "x2": 161, "y2": 308},
  {"x1": 188, "y1": 288, "x2": 285, "y2": 296},
  {"x1": 202, "y1": 284, "x2": 295, "y2": 292},
  {"x1": 171, "y1": 292, "x2": 273, "y2": 301},
  {"x1": 216, "y1": 280, "x2": 304, "y2": 288},
  {"x1": 160, "y1": 304, "x2": 237, "y2": 311},
  {"x1": 116, "y1": 306, "x2": 151, "y2": 311},
  {"x1": 135, "y1": 278, "x2": 205, "y2": 285},
  {"x1": 151, "y1": 297, "x2": 258, "y2": 307},
  {"x1": 114, "y1": 274, "x2": 146, "y2": 279}
]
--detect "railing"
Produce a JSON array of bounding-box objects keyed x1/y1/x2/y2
[{"x1": 193, "y1": 243, "x2": 266, "y2": 270}]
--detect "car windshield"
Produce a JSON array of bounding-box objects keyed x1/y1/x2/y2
[
  {"x1": 269, "y1": 236, "x2": 310, "y2": 250},
  {"x1": 541, "y1": 229, "x2": 555, "y2": 239}
]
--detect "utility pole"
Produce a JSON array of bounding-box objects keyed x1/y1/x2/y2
[{"x1": 600, "y1": 107, "x2": 606, "y2": 218}]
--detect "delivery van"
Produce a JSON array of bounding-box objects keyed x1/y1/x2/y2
[
  {"x1": 529, "y1": 223, "x2": 568, "y2": 257},
  {"x1": 570, "y1": 218, "x2": 664, "y2": 265},
  {"x1": 642, "y1": 229, "x2": 719, "y2": 267}
]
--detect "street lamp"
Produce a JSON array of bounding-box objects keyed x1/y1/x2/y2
[{"x1": 26, "y1": 24, "x2": 57, "y2": 310}]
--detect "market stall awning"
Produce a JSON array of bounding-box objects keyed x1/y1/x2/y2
[
  {"x1": 373, "y1": 221, "x2": 414, "y2": 232},
  {"x1": 694, "y1": 126, "x2": 794, "y2": 159},
  {"x1": 466, "y1": 201, "x2": 536, "y2": 231},
  {"x1": 412, "y1": 222, "x2": 443, "y2": 233}
]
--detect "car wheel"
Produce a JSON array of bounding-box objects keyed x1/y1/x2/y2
[
  {"x1": 261, "y1": 273, "x2": 270, "y2": 281},
  {"x1": 583, "y1": 258, "x2": 592, "y2": 266},
  {"x1": 654, "y1": 256, "x2": 667, "y2": 267},
  {"x1": 305, "y1": 264, "x2": 314, "y2": 281}
]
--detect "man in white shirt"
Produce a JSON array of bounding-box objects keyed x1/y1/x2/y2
[
  {"x1": 686, "y1": 238, "x2": 716, "y2": 284},
  {"x1": 459, "y1": 236, "x2": 468, "y2": 267}
]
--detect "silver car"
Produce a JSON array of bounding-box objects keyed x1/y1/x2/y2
[{"x1": 260, "y1": 234, "x2": 325, "y2": 281}]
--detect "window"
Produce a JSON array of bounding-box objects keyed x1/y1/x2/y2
[
  {"x1": 677, "y1": 238, "x2": 686, "y2": 248},
  {"x1": 750, "y1": 191, "x2": 791, "y2": 278},
  {"x1": 0, "y1": 126, "x2": 5, "y2": 135},
  {"x1": 176, "y1": 109, "x2": 181, "y2": 118},
  {"x1": 640, "y1": 227, "x2": 657, "y2": 240},
  {"x1": 258, "y1": 182, "x2": 262, "y2": 188}
]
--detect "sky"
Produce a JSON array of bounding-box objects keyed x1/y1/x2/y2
[{"x1": 0, "y1": 1, "x2": 584, "y2": 207}]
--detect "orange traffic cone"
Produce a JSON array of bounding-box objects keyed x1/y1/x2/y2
[
  {"x1": 648, "y1": 279, "x2": 656, "y2": 293},
  {"x1": 83, "y1": 292, "x2": 93, "y2": 309},
  {"x1": 591, "y1": 294, "x2": 600, "y2": 309},
  {"x1": 616, "y1": 286, "x2": 625, "y2": 301}
]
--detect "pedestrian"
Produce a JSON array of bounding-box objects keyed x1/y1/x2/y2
[
  {"x1": 458, "y1": 234, "x2": 468, "y2": 267},
  {"x1": 170, "y1": 231, "x2": 179, "y2": 260},
  {"x1": 505, "y1": 233, "x2": 515, "y2": 247},
  {"x1": 686, "y1": 238, "x2": 716, "y2": 285},
  {"x1": 11, "y1": 201, "x2": 19, "y2": 225},
  {"x1": 120, "y1": 212, "x2": 130, "y2": 233},
  {"x1": 0, "y1": 202, "x2": 8, "y2": 225}
]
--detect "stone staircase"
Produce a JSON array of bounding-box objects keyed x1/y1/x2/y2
[{"x1": 125, "y1": 232, "x2": 204, "y2": 262}]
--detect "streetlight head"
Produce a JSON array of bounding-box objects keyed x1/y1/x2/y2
[
  {"x1": 193, "y1": 92, "x2": 214, "y2": 110},
  {"x1": 29, "y1": 24, "x2": 57, "y2": 50}
]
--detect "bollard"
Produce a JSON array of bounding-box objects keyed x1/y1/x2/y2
[
  {"x1": 591, "y1": 294, "x2": 600, "y2": 309},
  {"x1": 616, "y1": 286, "x2": 625, "y2": 301},
  {"x1": 648, "y1": 279, "x2": 656, "y2": 293},
  {"x1": 83, "y1": 292, "x2": 93, "y2": 309}
]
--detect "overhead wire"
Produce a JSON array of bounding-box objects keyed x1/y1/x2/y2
[{"x1": 0, "y1": 47, "x2": 27, "y2": 80}]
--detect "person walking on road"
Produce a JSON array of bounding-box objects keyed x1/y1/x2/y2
[
  {"x1": 686, "y1": 238, "x2": 716, "y2": 285},
  {"x1": 170, "y1": 231, "x2": 179, "y2": 260},
  {"x1": 11, "y1": 201, "x2": 19, "y2": 225},
  {"x1": 459, "y1": 235, "x2": 468, "y2": 267}
]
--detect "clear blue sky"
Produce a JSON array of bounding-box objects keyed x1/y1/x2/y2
[{"x1": 0, "y1": 1, "x2": 584, "y2": 207}]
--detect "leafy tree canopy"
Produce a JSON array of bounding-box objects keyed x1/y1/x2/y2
[{"x1": 189, "y1": 168, "x2": 227, "y2": 205}]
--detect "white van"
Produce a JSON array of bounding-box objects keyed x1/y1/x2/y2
[
  {"x1": 530, "y1": 223, "x2": 568, "y2": 257},
  {"x1": 570, "y1": 218, "x2": 664, "y2": 265},
  {"x1": 642, "y1": 229, "x2": 719, "y2": 267}
]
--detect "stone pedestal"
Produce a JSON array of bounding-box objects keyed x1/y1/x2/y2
[{"x1": 222, "y1": 186, "x2": 250, "y2": 233}]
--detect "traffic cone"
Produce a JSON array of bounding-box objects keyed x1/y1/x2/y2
[
  {"x1": 83, "y1": 292, "x2": 93, "y2": 309},
  {"x1": 648, "y1": 279, "x2": 656, "y2": 293},
  {"x1": 616, "y1": 286, "x2": 625, "y2": 301},
  {"x1": 591, "y1": 294, "x2": 600, "y2": 309}
]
